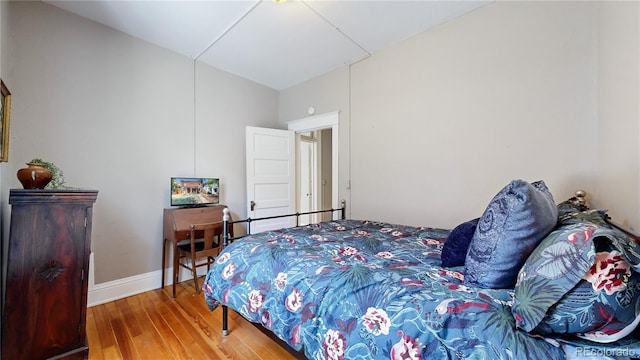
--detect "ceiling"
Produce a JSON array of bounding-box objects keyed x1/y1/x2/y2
[{"x1": 45, "y1": 0, "x2": 489, "y2": 90}]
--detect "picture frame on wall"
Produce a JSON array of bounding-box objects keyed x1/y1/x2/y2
[{"x1": 0, "y1": 80, "x2": 11, "y2": 162}]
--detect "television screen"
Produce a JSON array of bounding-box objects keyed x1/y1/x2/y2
[{"x1": 171, "y1": 177, "x2": 219, "y2": 207}]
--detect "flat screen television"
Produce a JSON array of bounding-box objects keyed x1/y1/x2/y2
[{"x1": 171, "y1": 177, "x2": 219, "y2": 207}]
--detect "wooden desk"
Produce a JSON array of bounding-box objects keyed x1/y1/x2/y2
[{"x1": 162, "y1": 205, "x2": 227, "y2": 297}]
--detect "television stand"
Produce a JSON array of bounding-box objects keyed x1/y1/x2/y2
[{"x1": 161, "y1": 204, "x2": 227, "y2": 297}]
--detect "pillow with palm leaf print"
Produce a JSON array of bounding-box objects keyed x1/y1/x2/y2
[
  {"x1": 512, "y1": 221, "x2": 640, "y2": 343},
  {"x1": 536, "y1": 241, "x2": 640, "y2": 343}
]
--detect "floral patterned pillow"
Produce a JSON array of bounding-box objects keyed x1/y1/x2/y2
[
  {"x1": 512, "y1": 220, "x2": 640, "y2": 343},
  {"x1": 535, "y1": 242, "x2": 640, "y2": 343}
]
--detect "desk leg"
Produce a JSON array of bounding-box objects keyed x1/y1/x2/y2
[
  {"x1": 173, "y1": 242, "x2": 179, "y2": 298},
  {"x1": 161, "y1": 238, "x2": 167, "y2": 290}
]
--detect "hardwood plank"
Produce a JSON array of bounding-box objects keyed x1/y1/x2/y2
[
  {"x1": 85, "y1": 308, "x2": 104, "y2": 360},
  {"x1": 150, "y1": 289, "x2": 220, "y2": 359},
  {"x1": 86, "y1": 281, "x2": 307, "y2": 359},
  {"x1": 105, "y1": 302, "x2": 140, "y2": 360},
  {"x1": 156, "y1": 287, "x2": 232, "y2": 359},
  {"x1": 200, "y1": 298, "x2": 298, "y2": 360},
  {"x1": 139, "y1": 291, "x2": 192, "y2": 360},
  {"x1": 217, "y1": 310, "x2": 299, "y2": 360},
  {"x1": 100, "y1": 346, "x2": 122, "y2": 360},
  {"x1": 90, "y1": 303, "x2": 117, "y2": 349},
  {"x1": 115, "y1": 298, "x2": 142, "y2": 337},
  {"x1": 123, "y1": 295, "x2": 176, "y2": 359},
  {"x1": 172, "y1": 288, "x2": 243, "y2": 359},
  {"x1": 175, "y1": 281, "x2": 298, "y2": 360}
]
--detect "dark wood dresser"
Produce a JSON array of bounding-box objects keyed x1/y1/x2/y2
[{"x1": 2, "y1": 189, "x2": 98, "y2": 360}]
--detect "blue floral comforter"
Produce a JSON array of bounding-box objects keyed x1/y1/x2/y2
[{"x1": 201, "y1": 220, "x2": 630, "y2": 359}]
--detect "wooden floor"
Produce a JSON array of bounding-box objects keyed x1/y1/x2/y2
[{"x1": 86, "y1": 278, "x2": 299, "y2": 360}]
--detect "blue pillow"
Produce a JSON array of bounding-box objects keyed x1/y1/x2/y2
[
  {"x1": 441, "y1": 218, "x2": 479, "y2": 267},
  {"x1": 464, "y1": 180, "x2": 558, "y2": 289}
]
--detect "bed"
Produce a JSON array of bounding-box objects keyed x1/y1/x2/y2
[{"x1": 202, "y1": 180, "x2": 640, "y2": 359}]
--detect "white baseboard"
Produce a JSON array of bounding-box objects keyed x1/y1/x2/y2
[
  {"x1": 87, "y1": 252, "x2": 210, "y2": 307},
  {"x1": 88, "y1": 270, "x2": 162, "y2": 307}
]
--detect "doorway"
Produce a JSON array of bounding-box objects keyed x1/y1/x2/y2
[
  {"x1": 296, "y1": 129, "x2": 333, "y2": 225},
  {"x1": 288, "y1": 111, "x2": 339, "y2": 221},
  {"x1": 245, "y1": 112, "x2": 339, "y2": 234}
]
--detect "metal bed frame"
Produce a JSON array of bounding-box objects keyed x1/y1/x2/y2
[
  {"x1": 214, "y1": 192, "x2": 640, "y2": 341},
  {"x1": 219, "y1": 200, "x2": 346, "y2": 337},
  {"x1": 572, "y1": 190, "x2": 640, "y2": 241}
]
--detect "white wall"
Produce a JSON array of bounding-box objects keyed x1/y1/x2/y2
[
  {"x1": 352, "y1": 1, "x2": 599, "y2": 228},
  {"x1": 280, "y1": 2, "x2": 640, "y2": 229},
  {"x1": 594, "y1": 1, "x2": 640, "y2": 232},
  {"x1": 281, "y1": 1, "x2": 604, "y2": 229},
  {"x1": 279, "y1": 66, "x2": 352, "y2": 213},
  {"x1": 4, "y1": 1, "x2": 279, "y2": 284},
  {"x1": 2, "y1": 0, "x2": 638, "y2": 296},
  {"x1": 194, "y1": 61, "x2": 279, "y2": 222}
]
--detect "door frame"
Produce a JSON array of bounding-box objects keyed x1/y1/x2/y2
[{"x1": 288, "y1": 111, "x2": 339, "y2": 219}]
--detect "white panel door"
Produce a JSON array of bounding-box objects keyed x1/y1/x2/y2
[
  {"x1": 246, "y1": 126, "x2": 296, "y2": 234},
  {"x1": 298, "y1": 136, "x2": 318, "y2": 226}
]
